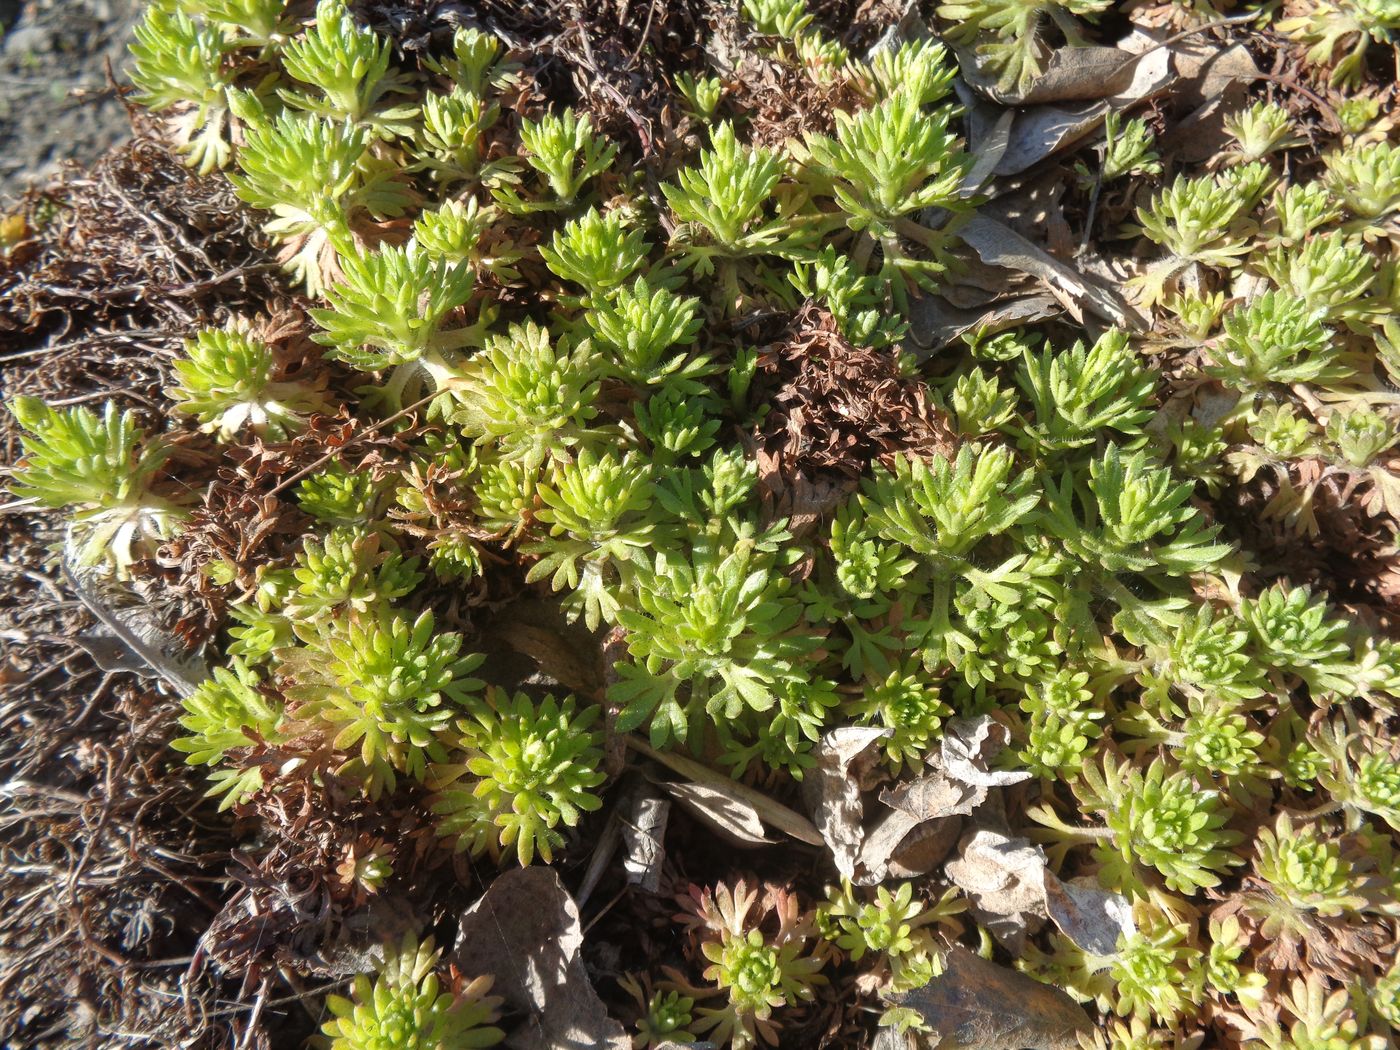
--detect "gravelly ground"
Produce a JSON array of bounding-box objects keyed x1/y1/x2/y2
[{"x1": 0, "y1": 0, "x2": 141, "y2": 202}]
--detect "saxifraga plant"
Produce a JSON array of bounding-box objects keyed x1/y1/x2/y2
[{"x1": 10, "y1": 1, "x2": 1400, "y2": 1045}]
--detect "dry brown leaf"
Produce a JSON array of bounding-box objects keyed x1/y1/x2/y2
[
  {"x1": 945, "y1": 829, "x2": 1048, "y2": 953},
  {"x1": 889, "y1": 946, "x2": 1091, "y2": 1050},
  {"x1": 659, "y1": 779, "x2": 776, "y2": 847},
  {"x1": 802, "y1": 726, "x2": 892, "y2": 877},
  {"x1": 957, "y1": 215, "x2": 1149, "y2": 330},
  {"x1": 453, "y1": 868, "x2": 630, "y2": 1050},
  {"x1": 939, "y1": 716, "x2": 1034, "y2": 791},
  {"x1": 906, "y1": 292, "x2": 1061, "y2": 357},
  {"x1": 1043, "y1": 873, "x2": 1136, "y2": 957},
  {"x1": 855, "y1": 809, "x2": 963, "y2": 886},
  {"x1": 628, "y1": 736, "x2": 823, "y2": 845}
]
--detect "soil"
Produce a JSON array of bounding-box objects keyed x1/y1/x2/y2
[{"x1": 0, "y1": 0, "x2": 141, "y2": 202}]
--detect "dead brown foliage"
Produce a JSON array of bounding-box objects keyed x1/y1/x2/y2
[
  {"x1": 0, "y1": 137, "x2": 306, "y2": 1049},
  {"x1": 750, "y1": 304, "x2": 957, "y2": 533}
]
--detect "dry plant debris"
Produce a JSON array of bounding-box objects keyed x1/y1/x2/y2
[{"x1": 2, "y1": 1, "x2": 1400, "y2": 1049}]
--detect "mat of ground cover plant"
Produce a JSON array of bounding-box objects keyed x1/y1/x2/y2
[{"x1": 0, "y1": 0, "x2": 1398, "y2": 1048}]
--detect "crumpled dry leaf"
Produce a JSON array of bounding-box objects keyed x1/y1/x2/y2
[
  {"x1": 873, "y1": 1028, "x2": 917, "y2": 1050},
  {"x1": 958, "y1": 215, "x2": 1149, "y2": 330},
  {"x1": 855, "y1": 717, "x2": 1027, "y2": 885},
  {"x1": 939, "y1": 717, "x2": 1033, "y2": 791},
  {"x1": 802, "y1": 726, "x2": 892, "y2": 877},
  {"x1": 856, "y1": 808, "x2": 963, "y2": 886},
  {"x1": 453, "y1": 867, "x2": 630, "y2": 1050},
  {"x1": 1043, "y1": 873, "x2": 1136, "y2": 957},
  {"x1": 945, "y1": 829, "x2": 1048, "y2": 953},
  {"x1": 889, "y1": 945, "x2": 1091, "y2": 1050},
  {"x1": 1161, "y1": 42, "x2": 1261, "y2": 162},
  {"x1": 940, "y1": 822, "x2": 1134, "y2": 957},
  {"x1": 959, "y1": 41, "x2": 1173, "y2": 107}
]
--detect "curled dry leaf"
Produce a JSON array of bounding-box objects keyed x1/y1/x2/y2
[
  {"x1": 856, "y1": 808, "x2": 963, "y2": 886},
  {"x1": 659, "y1": 778, "x2": 776, "y2": 848},
  {"x1": 945, "y1": 828, "x2": 1048, "y2": 953},
  {"x1": 453, "y1": 867, "x2": 630, "y2": 1050},
  {"x1": 628, "y1": 735, "x2": 822, "y2": 845},
  {"x1": 64, "y1": 548, "x2": 208, "y2": 695},
  {"x1": 857, "y1": 716, "x2": 1028, "y2": 884},
  {"x1": 802, "y1": 726, "x2": 892, "y2": 877},
  {"x1": 996, "y1": 102, "x2": 1106, "y2": 177},
  {"x1": 888, "y1": 945, "x2": 1091, "y2": 1050},
  {"x1": 938, "y1": 716, "x2": 1033, "y2": 792},
  {"x1": 906, "y1": 292, "x2": 1061, "y2": 358},
  {"x1": 958, "y1": 216, "x2": 1149, "y2": 331},
  {"x1": 943, "y1": 829, "x2": 1134, "y2": 957},
  {"x1": 1042, "y1": 873, "x2": 1136, "y2": 958}
]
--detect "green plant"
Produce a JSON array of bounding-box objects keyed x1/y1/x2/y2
[
  {"x1": 663, "y1": 122, "x2": 811, "y2": 300},
  {"x1": 1255, "y1": 235, "x2": 1375, "y2": 323},
  {"x1": 851, "y1": 663, "x2": 950, "y2": 770},
  {"x1": 675, "y1": 72, "x2": 723, "y2": 119},
  {"x1": 8, "y1": 397, "x2": 190, "y2": 576},
  {"x1": 1015, "y1": 329, "x2": 1155, "y2": 451},
  {"x1": 227, "y1": 104, "x2": 412, "y2": 293},
  {"x1": 1278, "y1": 0, "x2": 1400, "y2": 85},
  {"x1": 523, "y1": 450, "x2": 661, "y2": 629},
  {"x1": 624, "y1": 978, "x2": 700, "y2": 1049},
  {"x1": 1017, "y1": 666, "x2": 1103, "y2": 777},
  {"x1": 797, "y1": 89, "x2": 973, "y2": 307},
  {"x1": 1138, "y1": 174, "x2": 1256, "y2": 268},
  {"x1": 1077, "y1": 111, "x2": 1162, "y2": 186},
  {"x1": 611, "y1": 535, "x2": 821, "y2": 749},
  {"x1": 167, "y1": 323, "x2": 331, "y2": 439},
  {"x1": 323, "y1": 932, "x2": 503, "y2": 1050},
  {"x1": 1208, "y1": 291, "x2": 1349, "y2": 388},
  {"x1": 429, "y1": 690, "x2": 605, "y2": 865},
  {"x1": 279, "y1": 0, "x2": 415, "y2": 135},
  {"x1": 1041, "y1": 445, "x2": 1231, "y2": 576},
  {"x1": 1106, "y1": 916, "x2": 1203, "y2": 1025},
  {"x1": 539, "y1": 206, "x2": 650, "y2": 300},
  {"x1": 1326, "y1": 406, "x2": 1400, "y2": 467},
  {"x1": 311, "y1": 242, "x2": 478, "y2": 411},
  {"x1": 414, "y1": 86, "x2": 507, "y2": 188},
  {"x1": 1325, "y1": 140, "x2": 1400, "y2": 222},
  {"x1": 1253, "y1": 813, "x2": 1368, "y2": 916},
  {"x1": 677, "y1": 881, "x2": 827, "y2": 1050},
  {"x1": 819, "y1": 880, "x2": 936, "y2": 964},
  {"x1": 286, "y1": 527, "x2": 424, "y2": 621},
  {"x1": 1270, "y1": 181, "x2": 1342, "y2": 245},
  {"x1": 178, "y1": 0, "x2": 293, "y2": 46},
  {"x1": 1070, "y1": 755, "x2": 1244, "y2": 894},
  {"x1": 102, "y1": 3, "x2": 1400, "y2": 1044},
  {"x1": 287, "y1": 608, "x2": 486, "y2": 797},
  {"x1": 128, "y1": 6, "x2": 240, "y2": 173},
  {"x1": 519, "y1": 109, "x2": 617, "y2": 205},
  {"x1": 1224, "y1": 100, "x2": 1304, "y2": 161},
  {"x1": 452, "y1": 321, "x2": 607, "y2": 469},
  {"x1": 172, "y1": 658, "x2": 286, "y2": 809}
]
